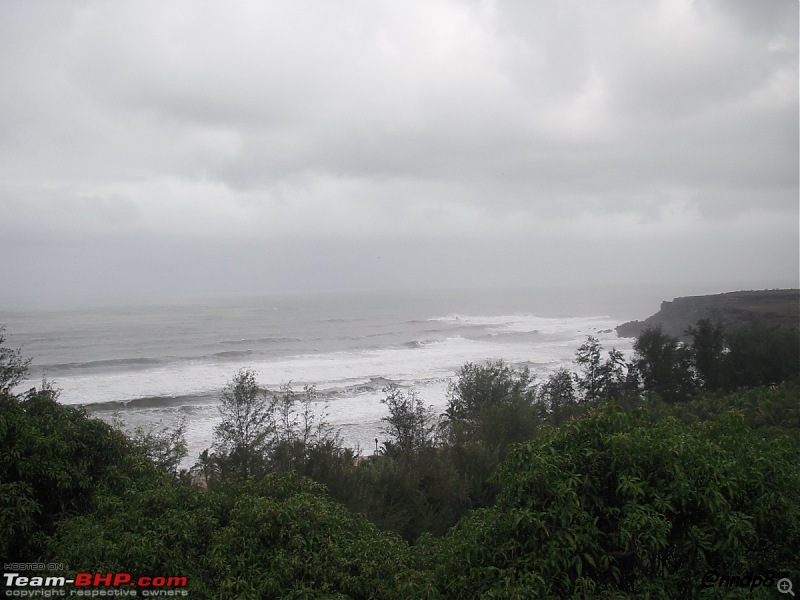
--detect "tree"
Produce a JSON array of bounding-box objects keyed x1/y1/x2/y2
[
  {"x1": 131, "y1": 418, "x2": 188, "y2": 482},
  {"x1": 538, "y1": 368, "x2": 578, "y2": 425},
  {"x1": 48, "y1": 473, "x2": 423, "y2": 599},
  {"x1": 0, "y1": 326, "x2": 31, "y2": 395},
  {"x1": 686, "y1": 318, "x2": 725, "y2": 392},
  {"x1": 633, "y1": 326, "x2": 695, "y2": 402},
  {"x1": 212, "y1": 369, "x2": 271, "y2": 479},
  {"x1": 574, "y1": 336, "x2": 603, "y2": 402},
  {"x1": 1, "y1": 385, "x2": 156, "y2": 562},
  {"x1": 428, "y1": 405, "x2": 800, "y2": 598},
  {"x1": 208, "y1": 374, "x2": 344, "y2": 482},
  {"x1": 380, "y1": 384, "x2": 436, "y2": 455},
  {"x1": 267, "y1": 382, "x2": 341, "y2": 473},
  {"x1": 597, "y1": 346, "x2": 636, "y2": 403},
  {"x1": 574, "y1": 337, "x2": 634, "y2": 404},
  {"x1": 191, "y1": 449, "x2": 218, "y2": 488},
  {"x1": 724, "y1": 324, "x2": 800, "y2": 389},
  {"x1": 443, "y1": 360, "x2": 538, "y2": 452}
]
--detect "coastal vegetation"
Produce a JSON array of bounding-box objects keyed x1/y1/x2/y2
[{"x1": 1, "y1": 317, "x2": 798, "y2": 598}]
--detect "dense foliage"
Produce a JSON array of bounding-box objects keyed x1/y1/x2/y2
[
  {"x1": 634, "y1": 320, "x2": 799, "y2": 399},
  {"x1": 2, "y1": 317, "x2": 798, "y2": 597},
  {"x1": 0, "y1": 325, "x2": 31, "y2": 394},
  {"x1": 423, "y1": 407, "x2": 799, "y2": 598},
  {"x1": 47, "y1": 474, "x2": 423, "y2": 599},
  {"x1": 0, "y1": 385, "x2": 157, "y2": 562}
]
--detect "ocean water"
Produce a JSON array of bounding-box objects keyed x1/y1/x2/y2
[{"x1": 1, "y1": 285, "x2": 662, "y2": 464}]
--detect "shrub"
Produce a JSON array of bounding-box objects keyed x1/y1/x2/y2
[{"x1": 428, "y1": 405, "x2": 800, "y2": 598}]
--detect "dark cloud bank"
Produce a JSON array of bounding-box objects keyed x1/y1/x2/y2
[{"x1": 1, "y1": 0, "x2": 797, "y2": 302}]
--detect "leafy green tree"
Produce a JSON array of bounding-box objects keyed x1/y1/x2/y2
[
  {"x1": 598, "y1": 346, "x2": 637, "y2": 403},
  {"x1": 574, "y1": 337, "x2": 635, "y2": 404},
  {"x1": 0, "y1": 335, "x2": 155, "y2": 561},
  {"x1": 267, "y1": 382, "x2": 341, "y2": 473},
  {"x1": 634, "y1": 325, "x2": 695, "y2": 402},
  {"x1": 208, "y1": 373, "x2": 346, "y2": 485},
  {"x1": 212, "y1": 368, "x2": 271, "y2": 479},
  {"x1": 442, "y1": 360, "x2": 538, "y2": 454},
  {"x1": 380, "y1": 384, "x2": 437, "y2": 455},
  {"x1": 0, "y1": 385, "x2": 157, "y2": 562},
  {"x1": 49, "y1": 472, "x2": 427, "y2": 599},
  {"x1": 191, "y1": 448, "x2": 219, "y2": 488},
  {"x1": 131, "y1": 418, "x2": 188, "y2": 482},
  {"x1": 537, "y1": 367, "x2": 579, "y2": 425},
  {"x1": 0, "y1": 325, "x2": 31, "y2": 395},
  {"x1": 297, "y1": 438, "x2": 359, "y2": 505},
  {"x1": 724, "y1": 324, "x2": 800, "y2": 389},
  {"x1": 574, "y1": 336, "x2": 603, "y2": 401},
  {"x1": 651, "y1": 383, "x2": 800, "y2": 433},
  {"x1": 686, "y1": 318, "x2": 726, "y2": 392},
  {"x1": 49, "y1": 482, "x2": 218, "y2": 593},
  {"x1": 348, "y1": 443, "x2": 472, "y2": 542},
  {"x1": 427, "y1": 405, "x2": 800, "y2": 598},
  {"x1": 206, "y1": 475, "x2": 422, "y2": 599},
  {"x1": 434, "y1": 361, "x2": 540, "y2": 517}
]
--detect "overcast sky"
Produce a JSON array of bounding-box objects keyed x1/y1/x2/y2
[{"x1": 1, "y1": 0, "x2": 797, "y2": 302}]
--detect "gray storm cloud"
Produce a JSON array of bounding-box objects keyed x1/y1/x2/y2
[{"x1": 0, "y1": 0, "x2": 797, "y2": 298}]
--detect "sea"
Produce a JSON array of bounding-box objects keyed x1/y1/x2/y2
[{"x1": 0, "y1": 284, "x2": 704, "y2": 465}]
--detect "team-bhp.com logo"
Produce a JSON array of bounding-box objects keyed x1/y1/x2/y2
[{"x1": 4, "y1": 572, "x2": 188, "y2": 597}]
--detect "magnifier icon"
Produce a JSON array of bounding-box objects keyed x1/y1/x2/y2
[{"x1": 778, "y1": 578, "x2": 795, "y2": 596}]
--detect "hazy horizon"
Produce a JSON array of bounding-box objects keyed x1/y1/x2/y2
[{"x1": 1, "y1": 277, "x2": 797, "y2": 317}]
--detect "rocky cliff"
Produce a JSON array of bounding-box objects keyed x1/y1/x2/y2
[{"x1": 616, "y1": 289, "x2": 800, "y2": 340}]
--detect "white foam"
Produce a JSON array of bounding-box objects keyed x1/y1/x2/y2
[
  {"x1": 55, "y1": 312, "x2": 632, "y2": 407},
  {"x1": 62, "y1": 310, "x2": 636, "y2": 466},
  {"x1": 55, "y1": 335, "x2": 495, "y2": 405},
  {"x1": 430, "y1": 312, "x2": 618, "y2": 335}
]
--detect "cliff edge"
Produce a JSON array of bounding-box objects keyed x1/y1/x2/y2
[{"x1": 616, "y1": 289, "x2": 800, "y2": 340}]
